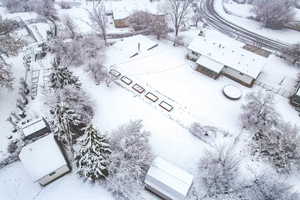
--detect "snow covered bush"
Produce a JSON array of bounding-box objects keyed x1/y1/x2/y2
[
  {"x1": 251, "y1": 0, "x2": 295, "y2": 29},
  {"x1": 86, "y1": 59, "x2": 109, "y2": 85},
  {"x1": 49, "y1": 59, "x2": 81, "y2": 90},
  {"x1": 195, "y1": 146, "x2": 242, "y2": 199},
  {"x1": 106, "y1": 120, "x2": 154, "y2": 200},
  {"x1": 245, "y1": 173, "x2": 299, "y2": 200},
  {"x1": 75, "y1": 125, "x2": 111, "y2": 181},
  {"x1": 241, "y1": 91, "x2": 280, "y2": 131}
]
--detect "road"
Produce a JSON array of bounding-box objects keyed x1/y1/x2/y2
[{"x1": 199, "y1": 0, "x2": 290, "y2": 52}]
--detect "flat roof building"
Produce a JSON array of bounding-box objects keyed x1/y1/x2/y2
[{"x1": 19, "y1": 134, "x2": 70, "y2": 186}]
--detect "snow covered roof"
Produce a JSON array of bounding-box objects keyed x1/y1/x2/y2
[
  {"x1": 196, "y1": 55, "x2": 224, "y2": 73},
  {"x1": 145, "y1": 157, "x2": 193, "y2": 200},
  {"x1": 19, "y1": 134, "x2": 68, "y2": 182},
  {"x1": 188, "y1": 37, "x2": 267, "y2": 79},
  {"x1": 21, "y1": 118, "x2": 48, "y2": 137}
]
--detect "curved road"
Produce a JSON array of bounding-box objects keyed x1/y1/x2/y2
[{"x1": 200, "y1": 0, "x2": 289, "y2": 52}]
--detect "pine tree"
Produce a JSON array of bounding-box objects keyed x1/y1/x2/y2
[
  {"x1": 49, "y1": 59, "x2": 81, "y2": 90},
  {"x1": 51, "y1": 103, "x2": 83, "y2": 153},
  {"x1": 75, "y1": 125, "x2": 111, "y2": 180}
]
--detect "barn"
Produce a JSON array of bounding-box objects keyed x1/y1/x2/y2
[
  {"x1": 19, "y1": 134, "x2": 70, "y2": 186},
  {"x1": 145, "y1": 157, "x2": 193, "y2": 200},
  {"x1": 187, "y1": 37, "x2": 268, "y2": 87},
  {"x1": 21, "y1": 117, "x2": 50, "y2": 139}
]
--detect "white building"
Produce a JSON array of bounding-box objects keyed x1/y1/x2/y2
[
  {"x1": 145, "y1": 157, "x2": 193, "y2": 200},
  {"x1": 19, "y1": 134, "x2": 70, "y2": 186},
  {"x1": 187, "y1": 37, "x2": 268, "y2": 87},
  {"x1": 21, "y1": 117, "x2": 50, "y2": 139}
]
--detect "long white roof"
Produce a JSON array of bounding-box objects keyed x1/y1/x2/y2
[
  {"x1": 19, "y1": 134, "x2": 68, "y2": 182},
  {"x1": 188, "y1": 37, "x2": 267, "y2": 79},
  {"x1": 145, "y1": 157, "x2": 193, "y2": 200}
]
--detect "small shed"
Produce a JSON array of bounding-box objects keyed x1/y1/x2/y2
[
  {"x1": 21, "y1": 117, "x2": 50, "y2": 139},
  {"x1": 145, "y1": 157, "x2": 193, "y2": 200},
  {"x1": 19, "y1": 134, "x2": 70, "y2": 186}
]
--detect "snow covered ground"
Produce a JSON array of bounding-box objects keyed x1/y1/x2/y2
[{"x1": 220, "y1": 0, "x2": 300, "y2": 44}]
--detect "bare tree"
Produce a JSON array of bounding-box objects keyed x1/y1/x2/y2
[
  {"x1": 251, "y1": 0, "x2": 295, "y2": 29},
  {"x1": 192, "y1": 3, "x2": 202, "y2": 28},
  {"x1": 283, "y1": 43, "x2": 300, "y2": 65},
  {"x1": 88, "y1": 0, "x2": 108, "y2": 46},
  {"x1": 164, "y1": 0, "x2": 192, "y2": 45},
  {"x1": 150, "y1": 15, "x2": 169, "y2": 40},
  {"x1": 62, "y1": 15, "x2": 77, "y2": 39},
  {"x1": 129, "y1": 11, "x2": 153, "y2": 31}
]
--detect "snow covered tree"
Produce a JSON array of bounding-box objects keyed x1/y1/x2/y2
[
  {"x1": 196, "y1": 146, "x2": 242, "y2": 199},
  {"x1": 252, "y1": 122, "x2": 300, "y2": 173},
  {"x1": 88, "y1": 0, "x2": 108, "y2": 45},
  {"x1": 1, "y1": 0, "x2": 56, "y2": 18},
  {"x1": 29, "y1": 0, "x2": 57, "y2": 19},
  {"x1": 241, "y1": 91, "x2": 280, "y2": 132},
  {"x1": 49, "y1": 38, "x2": 84, "y2": 66},
  {"x1": 0, "y1": 61, "x2": 13, "y2": 89},
  {"x1": 50, "y1": 102, "x2": 87, "y2": 154},
  {"x1": 75, "y1": 125, "x2": 111, "y2": 180},
  {"x1": 46, "y1": 85, "x2": 94, "y2": 126},
  {"x1": 49, "y1": 59, "x2": 81, "y2": 90},
  {"x1": 251, "y1": 0, "x2": 295, "y2": 29},
  {"x1": 0, "y1": 16, "x2": 24, "y2": 57},
  {"x1": 106, "y1": 120, "x2": 154, "y2": 200},
  {"x1": 245, "y1": 173, "x2": 299, "y2": 200},
  {"x1": 164, "y1": 0, "x2": 192, "y2": 45},
  {"x1": 283, "y1": 43, "x2": 300, "y2": 65}
]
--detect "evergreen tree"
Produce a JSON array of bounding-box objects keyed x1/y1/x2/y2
[
  {"x1": 51, "y1": 103, "x2": 83, "y2": 153},
  {"x1": 75, "y1": 125, "x2": 111, "y2": 180},
  {"x1": 49, "y1": 59, "x2": 81, "y2": 90}
]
